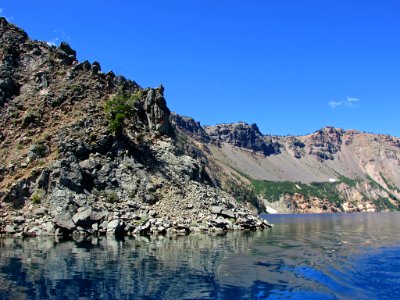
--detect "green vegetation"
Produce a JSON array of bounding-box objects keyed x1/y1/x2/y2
[
  {"x1": 381, "y1": 173, "x2": 400, "y2": 193},
  {"x1": 22, "y1": 110, "x2": 40, "y2": 127},
  {"x1": 373, "y1": 197, "x2": 399, "y2": 211},
  {"x1": 338, "y1": 175, "x2": 359, "y2": 188},
  {"x1": 251, "y1": 179, "x2": 345, "y2": 204},
  {"x1": 251, "y1": 176, "x2": 360, "y2": 205},
  {"x1": 106, "y1": 192, "x2": 119, "y2": 204},
  {"x1": 32, "y1": 142, "x2": 48, "y2": 158},
  {"x1": 225, "y1": 179, "x2": 264, "y2": 212},
  {"x1": 366, "y1": 175, "x2": 382, "y2": 189},
  {"x1": 367, "y1": 175, "x2": 399, "y2": 202},
  {"x1": 31, "y1": 189, "x2": 45, "y2": 204},
  {"x1": 104, "y1": 90, "x2": 142, "y2": 133}
]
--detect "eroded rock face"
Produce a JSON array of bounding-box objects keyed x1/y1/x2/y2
[
  {"x1": 170, "y1": 113, "x2": 210, "y2": 143},
  {"x1": 0, "y1": 18, "x2": 269, "y2": 237},
  {"x1": 205, "y1": 122, "x2": 281, "y2": 156},
  {"x1": 144, "y1": 87, "x2": 172, "y2": 136},
  {"x1": 305, "y1": 126, "x2": 344, "y2": 160}
]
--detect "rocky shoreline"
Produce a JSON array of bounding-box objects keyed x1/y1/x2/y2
[{"x1": 0, "y1": 200, "x2": 272, "y2": 238}]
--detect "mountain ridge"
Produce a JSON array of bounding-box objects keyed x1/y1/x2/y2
[
  {"x1": 1, "y1": 18, "x2": 400, "y2": 239},
  {"x1": 172, "y1": 114, "x2": 400, "y2": 213}
]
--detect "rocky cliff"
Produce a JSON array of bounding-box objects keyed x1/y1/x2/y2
[
  {"x1": 171, "y1": 113, "x2": 400, "y2": 213},
  {"x1": 0, "y1": 18, "x2": 271, "y2": 237},
  {"x1": 201, "y1": 123, "x2": 400, "y2": 213}
]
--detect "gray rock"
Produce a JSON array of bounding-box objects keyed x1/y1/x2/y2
[
  {"x1": 41, "y1": 222, "x2": 55, "y2": 233},
  {"x1": 211, "y1": 206, "x2": 224, "y2": 214},
  {"x1": 79, "y1": 158, "x2": 96, "y2": 170},
  {"x1": 37, "y1": 170, "x2": 50, "y2": 190},
  {"x1": 53, "y1": 213, "x2": 76, "y2": 231},
  {"x1": 35, "y1": 208, "x2": 47, "y2": 216},
  {"x1": 220, "y1": 209, "x2": 235, "y2": 219},
  {"x1": 92, "y1": 223, "x2": 99, "y2": 231},
  {"x1": 205, "y1": 122, "x2": 281, "y2": 156},
  {"x1": 99, "y1": 220, "x2": 108, "y2": 230},
  {"x1": 90, "y1": 209, "x2": 106, "y2": 222},
  {"x1": 59, "y1": 162, "x2": 83, "y2": 192},
  {"x1": 59, "y1": 42, "x2": 76, "y2": 59},
  {"x1": 5, "y1": 225, "x2": 16, "y2": 234},
  {"x1": 144, "y1": 88, "x2": 172, "y2": 136},
  {"x1": 144, "y1": 194, "x2": 157, "y2": 204},
  {"x1": 13, "y1": 216, "x2": 25, "y2": 224},
  {"x1": 91, "y1": 61, "x2": 101, "y2": 75},
  {"x1": 72, "y1": 207, "x2": 92, "y2": 227},
  {"x1": 107, "y1": 219, "x2": 125, "y2": 235}
]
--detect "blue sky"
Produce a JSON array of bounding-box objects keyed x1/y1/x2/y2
[{"x1": 1, "y1": 1, "x2": 399, "y2": 136}]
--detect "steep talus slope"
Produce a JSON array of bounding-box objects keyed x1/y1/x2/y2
[
  {"x1": 174, "y1": 116, "x2": 400, "y2": 213},
  {"x1": 0, "y1": 18, "x2": 271, "y2": 237}
]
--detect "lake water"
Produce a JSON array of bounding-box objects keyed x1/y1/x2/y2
[{"x1": 1, "y1": 212, "x2": 400, "y2": 299}]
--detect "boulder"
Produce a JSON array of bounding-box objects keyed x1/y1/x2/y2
[
  {"x1": 220, "y1": 209, "x2": 235, "y2": 219},
  {"x1": 41, "y1": 222, "x2": 55, "y2": 234},
  {"x1": 211, "y1": 206, "x2": 224, "y2": 214},
  {"x1": 53, "y1": 213, "x2": 76, "y2": 231},
  {"x1": 107, "y1": 219, "x2": 125, "y2": 235},
  {"x1": 37, "y1": 170, "x2": 50, "y2": 190},
  {"x1": 13, "y1": 216, "x2": 25, "y2": 224},
  {"x1": 72, "y1": 207, "x2": 93, "y2": 227},
  {"x1": 72, "y1": 207, "x2": 106, "y2": 228},
  {"x1": 5, "y1": 225, "x2": 16, "y2": 234},
  {"x1": 59, "y1": 162, "x2": 83, "y2": 192}
]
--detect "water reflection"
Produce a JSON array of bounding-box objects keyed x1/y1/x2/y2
[{"x1": 1, "y1": 213, "x2": 400, "y2": 299}]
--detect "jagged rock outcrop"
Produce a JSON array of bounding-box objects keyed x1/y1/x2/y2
[
  {"x1": 205, "y1": 122, "x2": 281, "y2": 156},
  {"x1": 305, "y1": 126, "x2": 344, "y2": 160},
  {"x1": 170, "y1": 113, "x2": 210, "y2": 143},
  {"x1": 144, "y1": 86, "x2": 172, "y2": 136}
]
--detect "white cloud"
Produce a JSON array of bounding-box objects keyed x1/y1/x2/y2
[
  {"x1": 328, "y1": 97, "x2": 360, "y2": 108},
  {"x1": 347, "y1": 97, "x2": 359, "y2": 103},
  {"x1": 328, "y1": 101, "x2": 342, "y2": 108},
  {"x1": 46, "y1": 38, "x2": 59, "y2": 46},
  {"x1": 46, "y1": 30, "x2": 70, "y2": 47}
]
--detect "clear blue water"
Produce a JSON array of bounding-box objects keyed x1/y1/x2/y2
[{"x1": 1, "y1": 212, "x2": 400, "y2": 299}]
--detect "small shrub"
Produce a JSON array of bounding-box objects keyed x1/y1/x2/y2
[
  {"x1": 31, "y1": 189, "x2": 44, "y2": 204},
  {"x1": 140, "y1": 215, "x2": 149, "y2": 224},
  {"x1": 32, "y1": 143, "x2": 48, "y2": 158},
  {"x1": 104, "y1": 90, "x2": 142, "y2": 133},
  {"x1": 107, "y1": 192, "x2": 119, "y2": 204},
  {"x1": 22, "y1": 110, "x2": 40, "y2": 127},
  {"x1": 89, "y1": 132, "x2": 97, "y2": 142}
]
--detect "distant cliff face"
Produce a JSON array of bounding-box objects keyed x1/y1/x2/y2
[
  {"x1": 204, "y1": 123, "x2": 281, "y2": 156},
  {"x1": 304, "y1": 126, "x2": 344, "y2": 160},
  {"x1": 175, "y1": 116, "x2": 400, "y2": 213}
]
